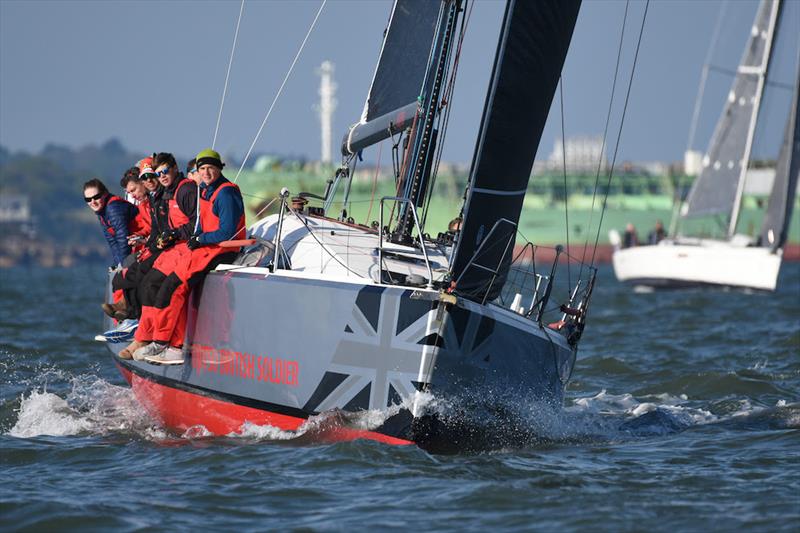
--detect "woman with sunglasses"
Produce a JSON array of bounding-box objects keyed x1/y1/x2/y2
[{"x1": 83, "y1": 178, "x2": 138, "y2": 268}]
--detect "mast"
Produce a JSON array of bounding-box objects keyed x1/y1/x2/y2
[
  {"x1": 728, "y1": 0, "x2": 781, "y2": 237},
  {"x1": 393, "y1": 0, "x2": 460, "y2": 244}
]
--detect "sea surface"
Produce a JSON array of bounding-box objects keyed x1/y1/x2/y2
[{"x1": 1, "y1": 264, "x2": 798, "y2": 531}]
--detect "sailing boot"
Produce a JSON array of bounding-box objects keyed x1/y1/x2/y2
[
  {"x1": 101, "y1": 298, "x2": 129, "y2": 320},
  {"x1": 119, "y1": 340, "x2": 145, "y2": 360}
]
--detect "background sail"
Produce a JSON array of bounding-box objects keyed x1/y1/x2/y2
[
  {"x1": 450, "y1": 0, "x2": 581, "y2": 303},
  {"x1": 682, "y1": 0, "x2": 779, "y2": 219},
  {"x1": 342, "y1": 0, "x2": 442, "y2": 155},
  {"x1": 760, "y1": 49, "x2": 800, "y2": 251}
]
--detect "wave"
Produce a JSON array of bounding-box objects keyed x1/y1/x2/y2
[{"x1": 4, "y1": 366, "x2": 796, "y2": 451}]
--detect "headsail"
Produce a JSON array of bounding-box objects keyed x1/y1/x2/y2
[
  {"x1": 341, "y1": 0, "x2": 443, "y2": 156},
  {"x1": 450, "y1": 0, "x2": 581, "y2": 303},
  {"x1": 681, "y1": 0, "x2": 781, "y2": 225},
  {"x1": 759, "y1": 45, "x2": 800, "y2": 251}
]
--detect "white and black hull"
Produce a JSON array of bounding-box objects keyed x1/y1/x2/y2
[{"x1": 105, "y1": 267, "x2": 576, "y2": 448}]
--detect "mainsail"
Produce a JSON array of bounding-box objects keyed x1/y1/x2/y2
[
  {"x1": 681, "y1": 0, "x2": 780, "y2": 225},
  {"x1": 759, "y1": 46, "x2": 800, "y2": 251},
  {"x1": 450, "y1": 0, "x2": 581, "y2": 303},
  {"x1": 341, "y1": 0, "x2": 443, "y2": 156}
]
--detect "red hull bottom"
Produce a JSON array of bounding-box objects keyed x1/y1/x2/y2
[{"x1": 117, "y1": 365, "x2": 412, "y2": 446}]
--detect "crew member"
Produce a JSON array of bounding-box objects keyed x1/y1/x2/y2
[
  {"x1": 623, "y1": 222, "x2": 639, "y2": 249},
  {"x1": 133, "y1": 149, "x2": 244, "y2": 364},
  {"x1": 151, "y1": 152, "x2": 198, "y2": 249},
  {"x1": 84, "y1": 178, "x2": 137, "y2": 267},
  {"x1": 648, "y1": 220, "x2": 666, "y2": 245},
  {"x1": 118, "y1": 154, "x2": 199, "y2": 358},
  {"x1": 121, "y1": 169, "x2": 151, "y2": 249}
]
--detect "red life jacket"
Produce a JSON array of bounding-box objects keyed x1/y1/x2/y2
[
  {"x1": 168, "y1": 178, "x2": 195, "y2": 230},
  {"x1": 131, "y1": 199, "x2": 152, "y2": 236},
  {"x1": 199, "y1": 181, "x2": 246, "y2": 250}
]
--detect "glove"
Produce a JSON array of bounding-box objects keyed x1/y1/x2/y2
[
  {"x1": 156, "y1": 229, "x2": 179, "y2": 250},
  {"x1": 187, "y1": 236, "x2": 202, "y2": 250}
]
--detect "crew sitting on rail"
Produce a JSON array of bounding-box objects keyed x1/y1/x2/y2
[
  {"x1": 104, "y1": 158, "x2": 163, "y2": 324},
  {"x1": 131, "y1": 149, "x2": 244, "y2": 365},
  {"x1": 104, "y1": 161, "x2": 161, "y2": 323},
  {"x1": 116, "y1": 154, "x2": 201, "y2": 358},
  {"x1": 121, "y1": 168, "x2": 152, "y2": 249},
  {"x1": 84, "y1": 178, "x2": 138, "y2": 268}
]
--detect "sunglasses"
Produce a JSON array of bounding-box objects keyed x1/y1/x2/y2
[
  {"x1": 141, "y1": 173, "x2": 158, "y2": 181},
  {"x1": 84, "y1": 192, "x2": 104, "y2": 203},
  {"x1": 155, "y1": 165, "x2": 172, "y2": 177},
  {"x1": 188, "y1": 168, "x2": 198, "y2": 174}
]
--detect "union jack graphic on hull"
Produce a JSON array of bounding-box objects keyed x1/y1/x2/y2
[{"x1": 305, "y1": 287, "x2": 436, "y2": 412}]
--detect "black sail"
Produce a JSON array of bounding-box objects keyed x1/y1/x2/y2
[
  {"x1": 450, "y1": 0, "x2": 581, "y2": 303},
  {"x1": 760, "y1": 48, "x2": 800, "y2": 251},
  {"x1": 342, "y1": 0, "x2": 442, "y2": 156}
]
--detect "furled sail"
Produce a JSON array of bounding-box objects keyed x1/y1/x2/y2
[
  {"x1": 450, "y1": 0, "x2": 581, "y2": 303},
  {"x1": 760, "y1": 47, "x2": 800, "y2": 251},
  {"x1": 341, "y1": 0, "x2": 443, "y2": 156},
  {"x1": 682, "y1": 0, "x2": 780, "y2": 220}
]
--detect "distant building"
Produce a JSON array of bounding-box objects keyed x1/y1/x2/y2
[
  {"x1": 548, "y1": 135, "x2": 608, "y2": 173},
  {"x1": 0, "y1": 194, "x2": 35, "y2": 238},
  {"x1": 0, "y1": 194, "x2": 30, "y2": 223}
]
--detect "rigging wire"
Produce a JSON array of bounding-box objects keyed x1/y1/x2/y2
[
  {"x1": 559, "y1": 77, "x2": 571, "y2": 291},
  {"x1": 687, "y1": 0, "x2": 728, "y2": 153},
  {"x1": 212, "y1": 0, "x2": 246, "y2": 150},
  {"x1": 590, "y1": 0, "x2": 650, "y2": 268},
  {"x1": 578, "y1": 0, "x2": 629, "y2": 281},
  {"x1": 234, "y1": 0, "x2": 327, "y2": 184}
]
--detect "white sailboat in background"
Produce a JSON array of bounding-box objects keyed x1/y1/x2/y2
[{"x1": 612, "y1": 0, "x2": 799, "y2": 291}]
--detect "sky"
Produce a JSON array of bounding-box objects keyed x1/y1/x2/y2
[{"x1": 1, "y1": 0, "x2": 798, "y2": 167}]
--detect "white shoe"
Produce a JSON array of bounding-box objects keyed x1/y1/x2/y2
[
  {"x1": 145, "y1": 346, "x2": 185, "y2": 365},
  {"x1": 133, "y1": 342, "x2": 167, "y2": 361}
]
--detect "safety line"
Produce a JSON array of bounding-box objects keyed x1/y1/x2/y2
[{"x1": 234, "y1": 0, "x2": 327, "y2": 184}]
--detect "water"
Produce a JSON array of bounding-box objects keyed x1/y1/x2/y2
[{"x1": 1, "y1": 264, "x2": 798, "y2": 531}]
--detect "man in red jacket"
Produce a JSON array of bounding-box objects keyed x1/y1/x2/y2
[{"x1": 133, "y1": 149, "x2": 244, "y2": 364}]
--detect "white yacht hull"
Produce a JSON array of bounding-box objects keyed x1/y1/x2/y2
[{"x1": 612, "y1": 240, "x2": 782, "y2": 291}]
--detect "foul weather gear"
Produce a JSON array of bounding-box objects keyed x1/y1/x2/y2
[
  {"x1": 135, "y1": 175, "x2": 244, "y2": 348},
  {"x1": 97, "y1": 195, "x2": 138, "y2": 266}
]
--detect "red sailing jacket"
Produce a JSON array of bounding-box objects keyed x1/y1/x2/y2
[
  {"x1": 199, "y1": 181, "x2": 246, "y2": 250},
  {"x1": 168, "y1": 178, "x2": 195, "y2": 231}
]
